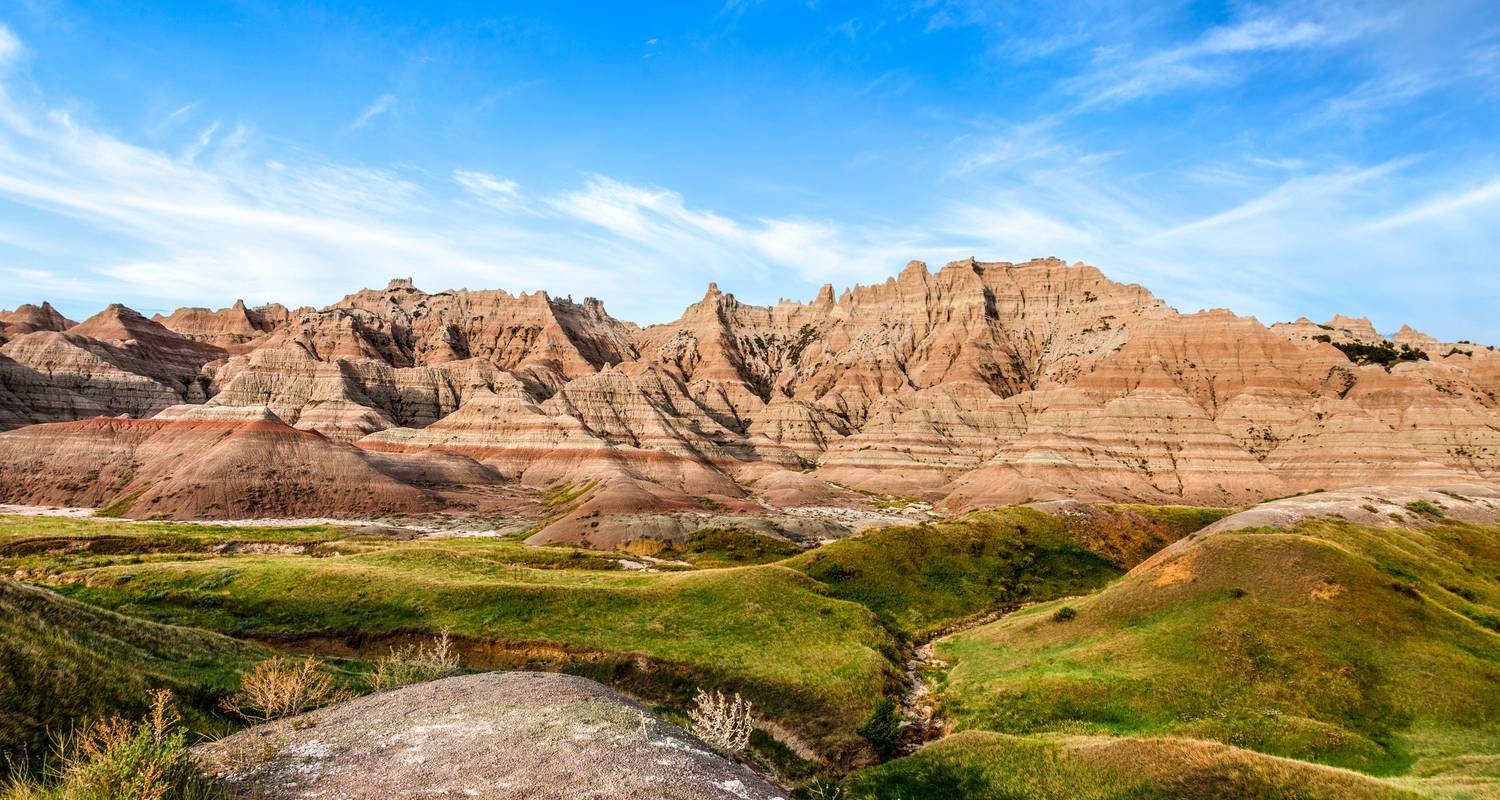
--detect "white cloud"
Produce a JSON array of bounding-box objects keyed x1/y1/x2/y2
[
  {"x1": 180, "y1": 121, "x2": 219, "y2": 163},
  {"x1": 1366, "y1": 177, "x2": 1500, "y2": 230},
  {"x1": 1149, "y1": 162, "x2": 1410, "y2": 242},
  {"x1": 452, "y1": 169, "x2": 534, "y2": 215},
  {"x1": 545, "y1": 175, "x2": 927, "y2": 291},
  {"x1": 1068, "y1": 13, "x2": 1358, "y2": 109},
  {"x1": 1200, "y1": 17, "x2": 1326, "y2": 54},
  {"x1": 0, "y1": 63, "x2": 926, "y2": 323},
  {"x1": 345, "y1": 93, "x2": 397, "y2": 132},
  {"x1": 454, "y1": 170, "x2": 519, "y2": 198},
  {"x1": 0, "y1": 24, "x2": 20, "y2": 68}
]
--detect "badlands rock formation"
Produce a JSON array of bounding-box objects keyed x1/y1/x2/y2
[
  {"x1": 0, "y1": 259, "x2": 1496, "y2": 542},
  {"x1": 0, "y1": 405, "x2": 441, "y2": 519}
]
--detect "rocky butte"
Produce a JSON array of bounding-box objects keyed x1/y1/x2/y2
[{"x1": 0, "y1": 257, "x2": 1496, "y2": 547}]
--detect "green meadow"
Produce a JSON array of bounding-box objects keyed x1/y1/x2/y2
[
  {"x1": 0, "y1": 508, "x2": 1146, "y2": 768},
  {"x1": 9, "y1": 506, "x2": 1496, "y2": 798}
]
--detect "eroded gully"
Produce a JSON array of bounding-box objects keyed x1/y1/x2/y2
[{"x1": 898, "y1": 595, "x2": 1085, "y2": 753}]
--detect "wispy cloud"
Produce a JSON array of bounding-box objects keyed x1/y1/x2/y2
[
  {"x1": 0, "y1": 23, "x2": 22, "y2": 67},
  {"x1": 953, "y1": 118, "x2": 1066, "y2": 175},
  {"x1": 546, "y1": 175, "x2": 925, "y2": 289},
  {"x1": 147, "y1": 101, "x2": 200, "y2": 138},
  {"x1": 1313, "y1": 40, "x2": 1500, "y2": 126},
  {"x1": 0, "y1": 36, "x2": 918, "y2": 322},
  {"x1": 1149, "y1": 161, "x2": 1411, "y2": 242},
  {"x1": 1069, "y1": 14, "x2": 1350, "y2": 109},
  {"x1": 453, "y1": 170, "x2": 520, "y2": 200},
  {"x1": 452, "y1": 169, "x2": 534, "y2": 215},
  {"x1": 1366, "y1": 177, "x2": 1500, "y2": 230},
  {"x1": 344, "y1": 93, "x2": 397, "y2": 132},
  {"x1": 180, "y1": 121, "x2": 219, "y2": 163}
]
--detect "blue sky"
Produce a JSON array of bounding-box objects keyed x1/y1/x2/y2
[{"x1": 0, "y1": 1, "x2": 1497, "y2": 340}]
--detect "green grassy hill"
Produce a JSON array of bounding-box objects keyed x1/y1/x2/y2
[
  {"x1": 0, "y1": 507, "x2": 1207, "y2": 766},
  {"x1": 841, "y1": 730, "x2": 1428, "y2": 800},
  {"x1": 883, "y1": 516, "x2": 1500, "y2": 795},
  {"x1": 0, "y1": 579, "x2": 270, "y2": 773},
  {"x1": 786, "y1": 508, "x2": 1123, "y2": 639}
]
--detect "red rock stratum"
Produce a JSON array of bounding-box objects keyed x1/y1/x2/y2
[{"x1": 1, "y1": 259, "x2": 1495, "y2": 543}]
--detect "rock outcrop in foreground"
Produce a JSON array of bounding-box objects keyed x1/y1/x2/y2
[
  {"x1": 1, "y1": 258, "x2": 1497, "y2": 543},
  {"x1": 195, "y1": 672, "x2": 787, "y2": 800}
]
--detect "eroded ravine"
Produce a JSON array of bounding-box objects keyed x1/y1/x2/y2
[{"x1": 899, "y1": 595, "x2": 1087, "y2": 753}]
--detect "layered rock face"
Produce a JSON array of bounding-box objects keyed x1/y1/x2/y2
[
  {"x1": 0, "y1": 304, "x2": 226, "y2": 423},
  {"x1": 0, "y1": 260, "x2": 1495, "y2": 542},
  {"x1": 0, "y1": 302, "x2": 74, "y2": 338},
  {"x1": 152, "y1": 299, "x2": 300, "y2": 352},
  {"x1": 0, "y1": 405, "x2": 438, "y2": 519}
]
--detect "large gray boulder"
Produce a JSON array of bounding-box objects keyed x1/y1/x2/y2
[{"x1": 195, "y1": 671, "x2": 788, "y2": 800}]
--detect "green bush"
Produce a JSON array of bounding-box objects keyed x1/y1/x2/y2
[
  {"x1": 1332, "y1": 341, "x2": 1428, "y2": 370},
  {"x1": 856, "y1": 696, "x2": 903, "y2": 760},
  {"x1": 1404, "y1": 500, "x2": 1444, "y2": 518},
  {"x1": 1051, "y1": 606, "x2": 1078, "y2": 622}
]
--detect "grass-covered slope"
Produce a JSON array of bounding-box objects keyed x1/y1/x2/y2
[
  {"x1": 933, "y1": 517, "x2": 1500, "y2": 779},
  {"x1": 0, "y1": 579, "x2": 269, "y2": 772},
  {"x1": 49, "y1": 548, "x2": 898, "y2": 757},
  {"x1": 786, "y1": 508, "x2": 1124, "y2": 639},
  {"x1": 841, "y1": 731, "x2": 1427, "y2": 800},
  {"x1": 0, "y1": 507, "x2": 1205, "y2": 763}
]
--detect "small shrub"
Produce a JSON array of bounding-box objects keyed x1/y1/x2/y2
[
  {"x1": 688, "y1": 688, "x2": 754, "y2": 755},
  {"x1": 1052, "y1": 606, "x2": 1078, "y2": 622},
  {"x1": 6, "y1": 689, "x2": 226, "y2": 800},
  {"x1": 367, "y1": 630, "x2": 461, "y2": 691},
  {"x1": 1228, "y1": 587, "x2": 1248, "y2": 599},
  {"x1": 222, "y1": 656, "x2": 348, "y2": 723},
  {"x1": 807, "y1": 559, "x2": 854, "y2": 583},
  {"x1": 1405, "y1": 500, "x2": 1444, "y2": 518},
  {"x1": 1332, "y1": 340, "x2": 1428, "y2": 370},
  {"x1": 857, "y1": 695, "x2": 904, "y2": 759}
]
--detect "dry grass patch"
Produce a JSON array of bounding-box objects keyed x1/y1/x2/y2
[
  {"x1": 367, "y1": 630, "x2": 461, "y2": 691},
  {"x1": 2, "y1": 690, "x2": 227, "y2": 800},
  {"x1": 221, "y1": 656, "x2": 348, "y2": 723}
]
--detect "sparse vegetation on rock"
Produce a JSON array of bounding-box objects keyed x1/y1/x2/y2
[
  {"x1": 689, "y1": 689, "x2": 755, "y2": 756},
  {"x1": 367, "y1": 630, "x2": 461, "y2": 691},
  {"x1": 1331, "y1": 339, "x2": 1429, "y2": 370}
]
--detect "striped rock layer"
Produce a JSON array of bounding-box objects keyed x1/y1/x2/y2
[{"x1": 1, "y1": 261, "x2": 1496, "y2": 544}]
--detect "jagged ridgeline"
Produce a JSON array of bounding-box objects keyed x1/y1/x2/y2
[{"x1": 0, "y1": 258, "x2": 1496, "y2": 546}]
